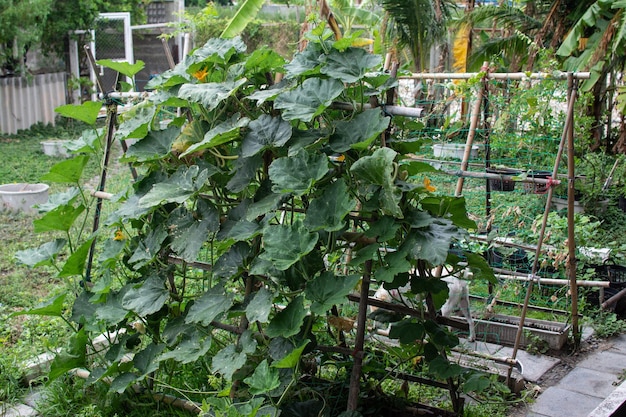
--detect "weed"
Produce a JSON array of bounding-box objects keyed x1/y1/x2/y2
[{"x1": 589, "y1": 311, "x2": 626, "y2": 338}]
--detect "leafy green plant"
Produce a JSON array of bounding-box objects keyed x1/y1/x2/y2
[
  {"x1": 17, "y1": 33, "x2": 495, "y2": 414},
  {"x1": 589, "y1": 311, "x2": 626, "y2": 338}
]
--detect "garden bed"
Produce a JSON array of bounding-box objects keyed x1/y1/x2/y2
[{"x1": 473, "y1": 314, "x2": 571, "y2": 350}]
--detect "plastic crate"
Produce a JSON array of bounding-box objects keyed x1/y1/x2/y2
[
  {"x1": 607, "y1": 265, "x2": 626, "y2": 286},
  {"x1": 594, "y1": 264, "x2": 626, "y2": 288}
]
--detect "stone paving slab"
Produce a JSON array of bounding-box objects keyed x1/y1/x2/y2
[
  {"x1": 604, "y1": 333, "x2": 626, "y2": 355},
  {"x1": 588, "y1": 379, "x2": 626, "y2": 417},
  {"x1": 1, "y1": 404, "x2": 38, "y2": 417},
  {"x1": 576, "y1": 350, "x2": 626, "y2": 376},
  {"x1": 459, "y1": 340, "x2": 561, "y2": 382},
  {"x1": 531, "y1": 387, "x2": 603, "y2": 417},
  {"x1": 553, "y1": 367, "x2": 616, "y2": 398}
]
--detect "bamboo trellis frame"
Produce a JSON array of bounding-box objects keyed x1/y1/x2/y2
[{"x1": 86, "y1": 64, "x2": 594, "y2": 413}]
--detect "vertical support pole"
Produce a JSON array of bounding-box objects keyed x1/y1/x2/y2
[
  {"x1": 507, "y1": 79, "x2": 578, "y2": 385},
  {"x1": 455, "y1": 62, "x2": 489, "y2": 197},
  {"x1": 346, "y1": 259, "x2": 372, "y2": 411},
  {"x1": 566, "y1": 74, "x2": 580, "y2": 346},
  {"x1": 68, "y1": 37, "x2": 81, "y2": 104}
]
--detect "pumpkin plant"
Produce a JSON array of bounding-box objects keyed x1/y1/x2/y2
[{"x1": 16, "y1": 31, "x2": 495, "y2": 414}]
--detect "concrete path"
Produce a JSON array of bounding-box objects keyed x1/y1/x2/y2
[{"x1": 522, "y1": 333, "x2": 626, "y2": 417}]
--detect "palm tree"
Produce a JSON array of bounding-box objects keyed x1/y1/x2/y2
[{"x1": 380, "y1": 0, "x2": 455, "y2": 72}]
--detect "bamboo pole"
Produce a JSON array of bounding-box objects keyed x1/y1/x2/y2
[
  {"x1": 601, "y1": 287, "x2": 626, "y2": 310},
  {"x1": 455, "y1": 62, "x2": 489, "y2": 196},
  {"x1": 506, "y1": 78, "x2": 578, "y2": 385},
  {"x1": 566, "y1": 74, "x2": 580, "y2": 346}
]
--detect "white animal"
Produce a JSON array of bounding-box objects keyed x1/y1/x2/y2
[{"x1": 372, "y1": 270, "x2": 475, "y2": 342}]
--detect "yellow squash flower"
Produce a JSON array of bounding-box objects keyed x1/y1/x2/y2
[
  {"x1": 424, "y1": 177, "x2": 436, "y2": 192},
  {"x1": 114, "y1": 230, "x2": 125, "y2": 241},
  {"x1": 193, "y1": 67, "x2": 208, "y2": 81}
]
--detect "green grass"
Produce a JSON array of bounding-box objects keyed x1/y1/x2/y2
[{"x1": 0, "y1": 122, "x2": 138, "y2": 415}]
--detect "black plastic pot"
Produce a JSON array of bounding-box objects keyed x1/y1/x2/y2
[
  {"x1": 487, "y1": 248, "x2": 529, "y2": 271},
  {"x1": 619, "y1": 195, "x2": 626, "y2": 213},
  {"x1": 486, "y1": 167, "x2": 520, "y2": 192}
]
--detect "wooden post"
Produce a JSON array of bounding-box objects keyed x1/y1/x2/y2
[{"x1": 346, "y1": 259, "x2": 372, "y2": 411}]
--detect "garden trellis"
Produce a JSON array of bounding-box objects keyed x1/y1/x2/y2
[
  {"x1": 397, "y1": 69, "x2": 607, "y2": 379},
  {"x1": 27, "y1": 32, "x2": 615, "y2": 416}
]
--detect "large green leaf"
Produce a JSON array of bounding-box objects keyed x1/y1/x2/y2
[
  {"x1": 212, "y1": 241, "x2": 251, "y2": 278},
  {"x1": 221, "y1": 0, "x2": 266, "y2": 38},
  {"x1": 284, "y1": 43, "x2": 324, "y2": 78},
  {"x1": 268, "y1": 148, "x2": 329, "y2": 196},
  {"x1": 350, "y1": 147, "x2": 402, "y2": 217},
  {"x1": 94, "y1": 289, "x2": 129, "y2": 326},
  {"x1": 133, "y1": 343, "x2": 165, "y2": 378},
  {"x1": 96, "y1": 59, "x2": 145, "y2": 77},
  {"x1": 139, "y1": 165, "x2": 209, "y2": 208},
  {"x1": 211, "y1": 344, "x2": 248, "y2": 381},
  {"x1": 274, "y1": 78, "x2": 344, "y2": 122},
  {"x1": 218, "y1": 219, "x2": 261, "y2": 242},
  {"x1": 401, "y1": 220, "x2": 464, "y2": 265},
  {"x1": 320, "y1": 47, "x2": 382, "y2": 83},
  {"x1": 10, "y1": 293, "x2": 66, "y2": 317},
  {"x1": 420, "y1": 196, "x2": 477, "y2": 230},
  {"x1": 14, "y1": 238, "x2": 66, "y2": 267},
  {"x1": 375, "y1": 250, "x2": 411, "y2": 283},
  {"x1": 115, "y1": 103, "x2": 156, "y2": 141},
  {"x1": 245, "y1": 47, "x2": 287, "y2": 74},
  {"x1": 245, "y1": 286, "x2": 273, "y2": 323},
  {"x1": 127, "y1": 225, "x2": 168, "y2": 268},
  {"x1": 350, "y1": 147, "x2": 397, "y2": 186},
  {"x1": 55, "y1": 101, "x2": 102, "y2": 125},
  {"x1": 260, "y1": 221, "x2": 319, "y2": 271},
  {"x1": 266, "y1": 295, "x2": 307, "y2": 338},
  {"x1": 243, "y1": 359, "x2": 281, "y2": 396},
  {"x1": 271, "y1": 340, "x2": 309, "y2": 369},
  {"x1": 178, "y1": 79, "x2": 247, "y2": 111},
  {"x1": 49, "y1": 328, "x2": 88, "y2": 381},
  {"x1": 34, "y1": 204, "x2": 85, "y2": 233},
  {"x1": 181, "y1": 114, "x2": 250, "y2": 157},
  {"x1": 389, "y1": 319, "x2": 425, "y2": 344},
  {"x1": 305, "y1": 272, "x2": 361, "y2": 315},
  {"x1": 329, "y1": 108, "x2": 390, "y2": 152},
  {"x1": 429, "y1": 356, "x2": 463, "y2": 379},
  {"x1": 158, "y1": 333, "x2": 212, "y2": 364},
  {"x1": 168, "y1": 200, "x2": 220, "y2": 262},
  {"x1": 122, "y1": 127, "x2": 178, "y2": 162},
  {"x1": 191, "y1": 37, "x2": 248, "y2": 65},
  {"x1": 227, "y1": 154, "x2": 264, "y2": 193},
  {"x1": 304, "y1": 179, "x2": 357, "y2": 232},
  {"x1": 41, "y1": 155, "x2": 90, "y2": 184},
  {"x1": 241, "y1": 114, "x2": 292, "y2": 157},
  {"x1": 36, "y1": 188, "x2": 80, "y2": 212},
  {"x1": 59, "y1": 238, "x2": 94, "y2": 277},
  {"x1": 121, "y1": 275, "x2": 169, "y2": 316},
  {"x1": 185, "y1": 283, "x2": 234, "y2": 326}
]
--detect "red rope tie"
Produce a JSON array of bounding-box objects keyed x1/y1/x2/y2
[{"x1": 536, "y1": 176, "x2": 557, "y2": 194}]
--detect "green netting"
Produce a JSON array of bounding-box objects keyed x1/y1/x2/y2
[{"x1": 401, "y1": 74, "x2": 583, "y2": 318}]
